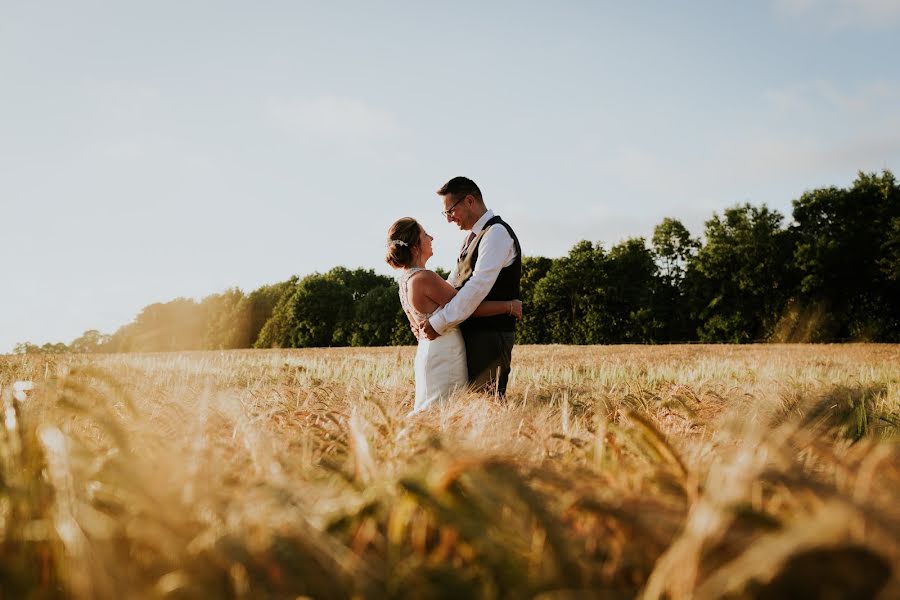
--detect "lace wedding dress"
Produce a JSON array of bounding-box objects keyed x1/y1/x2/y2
[{"x1": 399, "y1": 268, "x2": 468, "y2": 414}]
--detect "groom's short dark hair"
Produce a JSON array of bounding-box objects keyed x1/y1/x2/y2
[{"x1": 438, "y1": 176, "x2": 482, "y2": 203}]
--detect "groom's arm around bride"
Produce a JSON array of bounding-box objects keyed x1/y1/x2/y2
[{"x1": 420, "y1": 177, "x2": 522, "y2": 398}]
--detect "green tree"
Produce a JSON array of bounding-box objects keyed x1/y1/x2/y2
[
  {"x1": 518, "y1": 256, "x2": 555, "y2": 344},
  {"x1": 881, "y1": 216, "x2": 900, "y2": 283},
  {"x1": 289, "y1": 274, "x2": 354, "y2": 347},
  {"x1": 351, "y1": 285, "x2": 408, "y2": 347},
  {"x1": 652, "y1": 218, "x2": 699, "y2": 284},
  {"x1": 791, "y1": 170, "x2": 900, "y2": 340},
  {"x1": 40, "y1": 342, "x2": 68, "y2": 353},
  {"x1": 13, "y1": 342, "x2": 42, "y2": 354},
  {"x1": 200, "y1": 288, "x2": 246, "y2": 349},
  {"x1": 325, "y1": 267, "x2": 402, "y2": 346},
  {"x1": 327, "y1": 267, "x2": 390, "y2": 300},
  {"x1": 232, "y1": 278, "x2": 298, "y2": 348},
  {"x1": 652, "y1": 218, "x2": 700, "y2": 341},
  {"x1": 111, "y1": 298, "x2": 206, "y2": 352},
  {"x1": 532, "y1": 241, "x2": 609, "y2": 344},
  {"x1": 255, "y1": 280, "x2": 302, "y2": 349},
  {"x1": 603, "y1": 238, "x2": 660, "y2": 342},
  {"x1": 70, "y1": 329, "x2": 110, "y2": 353},
  {"x1": 692, "y1": 204, "x2": 795, "y2": 342}
]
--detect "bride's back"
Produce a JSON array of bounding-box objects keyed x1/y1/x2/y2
[{"x1": 400, "y1": 268, "x2": 442, "y2": 320}]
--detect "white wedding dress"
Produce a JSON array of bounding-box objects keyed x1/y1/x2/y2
[{"x1": 398, "y1": 268, "x2": 468, "y2": 414}]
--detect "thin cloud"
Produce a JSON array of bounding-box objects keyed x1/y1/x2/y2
[
  {"x1": 87, "y1": 81, "x2": 163, "y2": 120},
  {"x1": 267, "y1": 95, "x2": 400, "y2": 138},
  {"x1": 595, "y1": 127, "x2": 899, "y2": 206},
  {"x1": 773, "y1": 0, "x2": 900, "y2": 30},
  {"x1": 588, "y1": 79, "x2": 900, "y2": 240},
  {"x1": 749, "y1": 79, "x2": 900, "y2": 175},
  {"x1": 764, "y1": 80, "x2": 900, "y2": 116}
]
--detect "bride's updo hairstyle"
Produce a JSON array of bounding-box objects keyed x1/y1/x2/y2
[{"x1": 385, "y1": 217, "x2": 422, "y2": 269}]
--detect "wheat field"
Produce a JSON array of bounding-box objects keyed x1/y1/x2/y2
[{"x1": 2, "y1": 344, "x2": 899, "y2": 599}]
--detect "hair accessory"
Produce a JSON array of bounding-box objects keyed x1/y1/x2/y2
[{"x1": 388, "y1": 239, "x2": 409, "y2": 248}]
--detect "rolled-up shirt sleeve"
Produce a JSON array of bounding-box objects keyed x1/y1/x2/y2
[{"x1": 429, "y1": 225, "x2": 516, "y2": 335}]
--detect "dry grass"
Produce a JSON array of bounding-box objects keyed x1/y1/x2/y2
[{"x1": 2, "y1": 344, "x2": 899, "y2": 599}]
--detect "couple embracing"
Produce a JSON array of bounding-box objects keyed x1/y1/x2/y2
[{"x1": 386, "y1": 177, "x2": 523, "y2": 414}]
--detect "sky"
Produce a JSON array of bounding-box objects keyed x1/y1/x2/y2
[{"x1": 2, "y1": 0, "x2": 900, "y2": 352}]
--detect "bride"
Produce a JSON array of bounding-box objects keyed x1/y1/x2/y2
[{"x1": 386, "y1": 217, "x2": 522, "y2": 414}]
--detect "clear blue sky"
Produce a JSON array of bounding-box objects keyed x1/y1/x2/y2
[{"x1": 2, "y1": 1, "x2": 899, "y2": 352}]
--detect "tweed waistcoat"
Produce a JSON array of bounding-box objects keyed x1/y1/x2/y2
[{"x1": 456, "y1": 215, "x2": 522, "y2": 333}]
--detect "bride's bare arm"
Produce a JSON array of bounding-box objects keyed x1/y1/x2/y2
[
  {"x1": 473, "y1": 299, "x2": 522, "y2": 319},
  {"x1": 416, "y1": 271, "x2": 522, "y2": 319}
]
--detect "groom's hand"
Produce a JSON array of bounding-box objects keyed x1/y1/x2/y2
[{"x1": 419, "y1": 319, "x2": 440, "y2": 340}]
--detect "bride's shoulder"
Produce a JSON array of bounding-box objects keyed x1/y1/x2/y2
[{"x1": 406, "y1": 269, "x2": 441, "y2": 288}]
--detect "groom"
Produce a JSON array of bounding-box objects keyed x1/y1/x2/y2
[{"x1": 420, "y1": 176, "x2": 522, "y2": 397}]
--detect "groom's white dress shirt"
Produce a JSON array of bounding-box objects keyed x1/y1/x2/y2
[{"x1": 428, "y1": 209, "x2": 517, "y2": 335}]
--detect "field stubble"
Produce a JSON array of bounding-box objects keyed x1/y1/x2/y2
[{"x1": 2, "y1": 344, "x2": 899, "y2": 599}]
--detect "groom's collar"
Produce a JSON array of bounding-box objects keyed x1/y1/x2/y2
[{"x1": 469, "y1": 209, "x2": 494, "y2": 235}]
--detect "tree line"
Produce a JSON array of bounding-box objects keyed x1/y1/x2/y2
[{"x1": 15, "y1": 171, "x2": 900, "y2": 354}]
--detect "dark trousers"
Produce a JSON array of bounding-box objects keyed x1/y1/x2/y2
[{"x1": 463, "y1": 330, "x2": 515, "y2": 397}]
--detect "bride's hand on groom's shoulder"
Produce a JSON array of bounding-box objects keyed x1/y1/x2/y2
[{"x1": 510, "y1": 300, "x2": 523, "y2": 320}]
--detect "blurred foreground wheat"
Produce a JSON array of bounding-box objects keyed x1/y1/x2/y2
[{"x1": 2, "y1": 344, "x2": 899, "y2": 599}]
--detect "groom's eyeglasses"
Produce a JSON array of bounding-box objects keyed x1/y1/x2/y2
[{"x1": 441, "y1": 197, "x2": 465, "y2": 218}]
